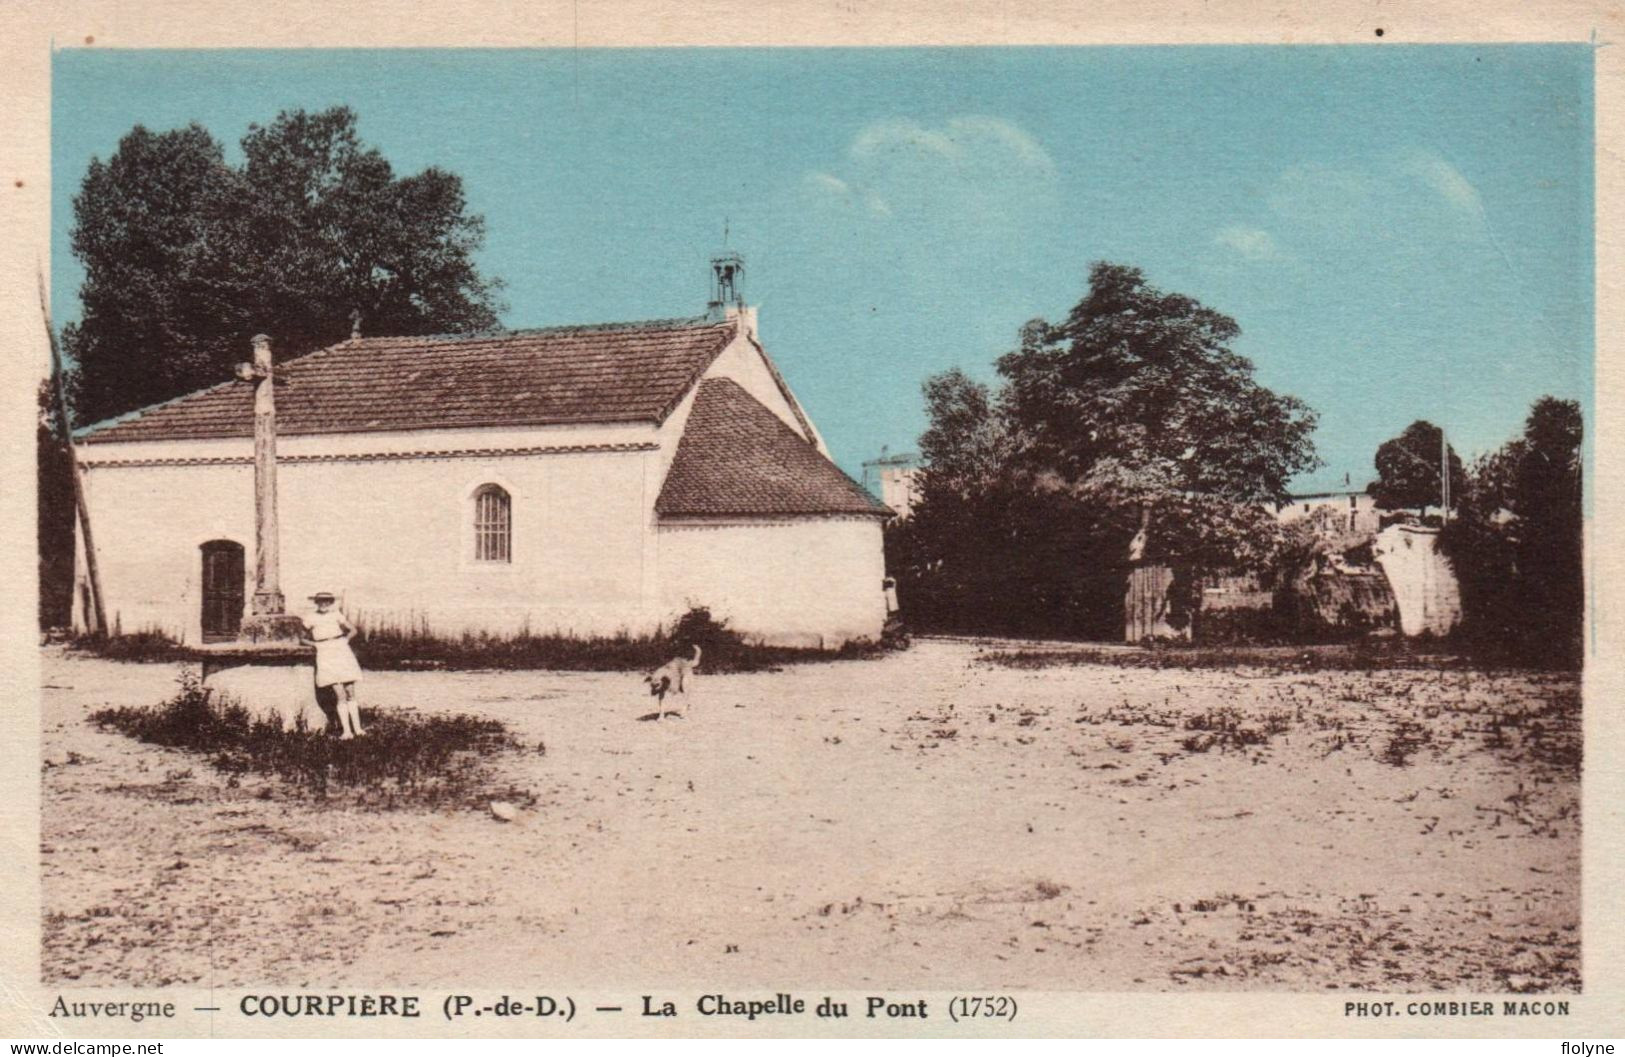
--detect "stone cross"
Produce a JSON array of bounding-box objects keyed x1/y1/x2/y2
[{"x1": 236, "y1": 334, "x2": 285, "y2": 617}]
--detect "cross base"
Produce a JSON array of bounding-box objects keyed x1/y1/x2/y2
[
  {"x1": 251, "y1": 589, "x2": 286, "y2": 617},
  {"x1": 240, "y1": 613, "x2": 306, "y2": 643}
]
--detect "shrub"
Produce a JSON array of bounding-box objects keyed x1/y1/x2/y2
[
  {"x1": 1191, "y1": 605, "x2": 1288, "y2": 646},
  {"x1": 91, "y1": 670, "x2": 528, "y2": 809},
  {"x1": 671, "y1": 605, "x2": 737, "y2": 652}
]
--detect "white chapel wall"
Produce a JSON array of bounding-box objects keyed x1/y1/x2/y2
[
  {"x1": 75, "y1": 434, "x2": 661, "y2": 643},
  {"x1": 75, "y1": 461, "x2": 255, "y2": 641},
  {"x1": 657, "y1": 517, "x2": 887, "y2": 647},
  {"x1": 702, "y1": 330, "x2": 829, "y2": 454}
]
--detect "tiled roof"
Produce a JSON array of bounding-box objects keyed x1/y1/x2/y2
[
  {"x1": 656, "y1": 378, "x2": 892, "y2": 519},
  {"x1": 80, "y1": 318, "x2": 737, "y2": 443}
]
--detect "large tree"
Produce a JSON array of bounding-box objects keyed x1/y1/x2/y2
[
  {"x1": 1442, "y1": 396, "x2": 1582, "y2": 663},
  {"x1": 887, "y1": 369, "x2": 1125, "y2": 637},
  {"x1": 65, "y1": 107, "x2": 505, "y2": 426},
  {"x1": 1367, "y1": 419, "x2": 1468, "y2": 517},
  {"x1": 995, "y1": 262, "x2": 1319, "y2": 570},
  {"x1": 890, "y1": 262, "x2": 1320, "y2": 638},
  {"x1": 1513, "y1": 397, "x2": 1584, "y2": 654}
]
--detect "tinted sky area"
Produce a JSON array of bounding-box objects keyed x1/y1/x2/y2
[{"x1": 53, "y1": 46, "x2": 1593, "y2": 490}]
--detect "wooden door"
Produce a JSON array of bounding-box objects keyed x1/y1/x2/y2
[
  {"x1": 201, "y1": 540, "x2": 245, "y2": 641},
  {"x1": 1125, "y1": 563, "x2": 1183, "y2": 643}
]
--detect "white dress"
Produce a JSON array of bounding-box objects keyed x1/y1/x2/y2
[{"x1": 306, "y1": 611, "x2": 363, "y2": 688}]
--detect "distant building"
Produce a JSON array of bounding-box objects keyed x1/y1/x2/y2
[
  {"x1": 1275, "y1": 489, "x2": 1381, "y2": 536},
  {"x1": 862, "y1": 449, "x2": 922, "y2": 520}
]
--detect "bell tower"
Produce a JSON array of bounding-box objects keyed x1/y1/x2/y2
[{"x1": 707, "y1": 251, "x2": 745, "y2": 319}]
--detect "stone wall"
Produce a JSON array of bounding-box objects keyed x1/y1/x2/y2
[{"x1": 1372, "y1": 524, "x2": 1462, "y2": 637}]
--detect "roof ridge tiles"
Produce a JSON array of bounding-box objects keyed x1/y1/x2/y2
[
  {"x1": 340, "y1": 315, "x2": 720, "y2": 346},
  {"x1": 81, "y1": 315, "x2": 740, "y2": 444}
]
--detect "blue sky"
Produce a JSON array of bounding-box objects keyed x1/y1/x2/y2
[{"x1": 52, "y1": 46, "x2": 1593, "y2": 490}]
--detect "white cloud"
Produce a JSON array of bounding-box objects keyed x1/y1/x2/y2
[
  {"x1": 848, "y1": 115, "x2": 1056, "y2": 176},
  {"x1": 862, "y1": 190, "x2": 892, "y2": 217},
  {"x1": 800, "y1": 114, "x2": 1057, "y2": 231},
  {"x1": 1266, "y1": 162, "x2": 1374, "y2": 224},
  {"x1": 803, "y1": 170, "x2": 891, "y2": 216},
  {"x1": 1405, "y1": 152, "x2": 1484, "y2": 214},
  {"x1": 1263, "y1": 151, "x2": 1488, "y2": 241},
  {"x1": 805, "y1": 171, "x2": 850, "y2": 196},
  {"x1": 948, "y1": 115, "x2": 1057, "y2": 175},
  {"x1": 1214, "y1": 225, "x2": 1283, "y2": 261},
  {"x1": 851, "y1": 118, "x2": 960, "y2": 162}
]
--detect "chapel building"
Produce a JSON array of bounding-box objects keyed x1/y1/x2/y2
[{"x1": 71, "y1": 256, "x2": 893, "y2": 647}]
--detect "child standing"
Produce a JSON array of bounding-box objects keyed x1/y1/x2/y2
[{"x1": 301, "y1": 592, "x2": 365, "y2": 739}]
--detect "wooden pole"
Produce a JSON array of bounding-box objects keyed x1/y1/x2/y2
[
  {"x1": 1440, "y1": 427, "x2": 1450, "y2": 523},
  {"x1": 37, "y1": 271, "x2": 107, "y2": 636}
]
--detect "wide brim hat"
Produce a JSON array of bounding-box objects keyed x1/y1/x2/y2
[{"x1": 309, "y1": 592, "x2": 337, "y2": 604}]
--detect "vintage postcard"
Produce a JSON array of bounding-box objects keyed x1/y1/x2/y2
[{"x1": 1, "y1": 0, "x2": 1620, "y2": 1041}]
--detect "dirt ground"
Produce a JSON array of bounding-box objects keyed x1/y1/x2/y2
[{"x1": 39, "y1": 640, "x2": 1580, "y2": 992}]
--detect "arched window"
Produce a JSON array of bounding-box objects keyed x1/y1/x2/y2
[{"x1": 473, "y1": 484, "x2": 511, "y2": 563}]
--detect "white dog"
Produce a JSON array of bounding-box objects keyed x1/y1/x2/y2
[{"x1": 643, "y1": 644, "x2": 702, "y2": 719}]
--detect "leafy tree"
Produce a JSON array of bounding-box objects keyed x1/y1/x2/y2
[
  {"x1": 995, "y1": 262, "x2": 1318, "y2": 571},
  {"x1": 64, "y1": 123, "x2": 240, "y2": 424},
  {"x1": 1514, "y1": 397, "x2": 1584, "y2": 654},
  {"x1": 890, "y1": 262, "x2": 1320, "y2": 639},
  {"x1": 887, "y1": 368, "x2": 1127, "y2": 638},
  {"x1": 1367, "y1": 420, "x2": 1467, "y2": 517},
  {"x1": 1443, "y1": 448, "x2": 1523, "y2": 649},
  {"x1": 65, "y1": 107, "x2": 504, "y2": 426},
  {"x1": 1442, "y1": 396, "x2": 1583, "y2": 664},
  {"x1": 916, "y1": 369, "x2": 1011, "y2": 498}
]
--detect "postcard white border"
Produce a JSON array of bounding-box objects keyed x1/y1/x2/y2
[{"x1": 0, "y1": 0, "x2": 1618, "y2": 1039}]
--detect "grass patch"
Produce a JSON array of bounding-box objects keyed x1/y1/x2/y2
[
  {"x1": 352, "y1": 626, "x2": 671, "y2": 672},
  {"x1": 90, "y1": 671, "x2": 529, "y2": 810},
  {"x1": 981, "y1": 638, "x2": 1548, "y2": 674},
  {"x1": 354, "y1": 606, "x2": 886, "y2": 673},
  {"x1": 1177, "y1": 706, "x2": 1292, "y2": 754},
  {"x1": 1378, "y1": 721, "x2": 1433, "y2": 767},
  {"x1": 69, "y1": 629, "x2": 192, "y2": 665},
  {"x1": 69, "y1": 607, "x2": 893, "y2": 673},
  {"x1": 350, "y1": 626, "x2": 878, "y2": 674}
]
